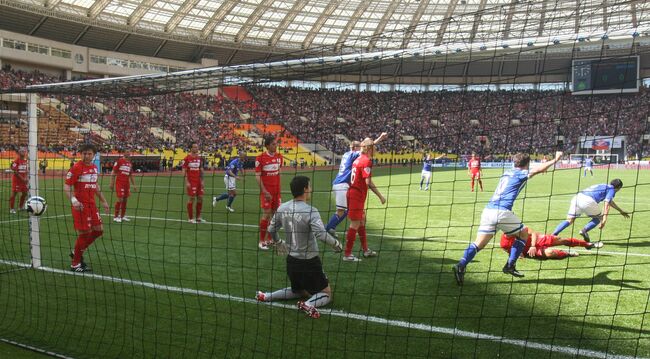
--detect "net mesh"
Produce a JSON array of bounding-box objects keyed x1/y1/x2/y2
[{"x1": 0, "y1": 3, "x2": 649, "y2": 358}]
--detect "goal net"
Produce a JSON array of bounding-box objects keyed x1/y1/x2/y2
[{"x1": 0, "y1": 3, "x2": 648, "y2": 359}]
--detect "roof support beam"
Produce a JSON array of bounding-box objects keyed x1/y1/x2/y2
[
  {"x1": 574, "y1": 0, "x2": 580, "y2": 34},
  {"x1": 631, "y1": 0, "x2": 638, "y2": 28},
  {"x1": 73, "y1": 25, "x2": 91, "y2": 44},
  {"x1": 153, "y1": 40, "x2": 168, "y2": 57},
  {"x1": 538, "y1": 0, "x2": 548, "y2": 37},
  {"x1": 165, "y1": 0, "x2": 201, "y2": 33},
  {"x1": 502, "y1": 0, "x2": 519, "y2": 40},
  {"x1": 87, "y1": 0, "x2": 113, "y2": 20},
  {"x1": 602, "y1": 0, "x2": 608, "y2": 31},
  {"x1": 29, "y1": 16, "x2": 48, "y2": 35},
  {"x1": 334, "y1": 1, "x2": 371, "y2": 52},
  {"x1": 401, "y1": 0, "x2": 430, "y2": 49},
  {"x1": 113, "y1": 33, "x2": 129, "y2": 52},
  {"x1": 469, "y1": 0, "x2": 489, "y2": 43},
  {"x1": 200, "y1": 0, "x2": 238, "y2": 40},
  {"x1": 44, "y1": 0, "x2": 62, "y2": 9},
  {"x1": 127, "y1": 0, "x2": 158, "y2": 26},
  {"x1": 366, "y1": 0, "x2": 401, "y2": 52},
  {"x1": 434, "y1": 0, "x2": 460, "y2": 46},
  {"x1": 235, "y1": 0, "x2": 275, "y2": 43},
  {"x1": 302, "y1": 0, "x2": 340, "y2": 49},
  {"x1": 268, "y1": 0, "x2": 309, "y2": 47}
]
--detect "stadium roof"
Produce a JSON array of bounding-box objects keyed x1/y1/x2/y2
[{"x1": 1, "y1": 0, "x2": 649, "y2": 64}]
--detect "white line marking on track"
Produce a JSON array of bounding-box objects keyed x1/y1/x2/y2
[{"x1": 0, "y1": 259, "x2": 641, "y2": 359}]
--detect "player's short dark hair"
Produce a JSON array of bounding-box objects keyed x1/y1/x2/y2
[
  {"x1": 512, "y1": 153, "x2": 530, "y2": 168},
  {"x1": 78, "y1": 143, "x2": 96, "y2": 153},
  {"x1": 263, "y1": 135, "x2": 276, "y2": 147},
  {"x1": 610, "y1": 178, "x2": 623, "y2": 189},
  {"x1": 290, "y1": 176, "x2": 310, "y2": 197}
]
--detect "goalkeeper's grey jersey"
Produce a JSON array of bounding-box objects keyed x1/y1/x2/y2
[{"x1": 268, "y1": 199, "x2": 337, "y2": 260}]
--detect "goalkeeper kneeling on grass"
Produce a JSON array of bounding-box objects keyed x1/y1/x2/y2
[
  {"x1": 256, "y1": 175, "x2": 342, "y2": 319},
  {"x1": 500, "y1": 227, "x2": 603, "y2": 260}
]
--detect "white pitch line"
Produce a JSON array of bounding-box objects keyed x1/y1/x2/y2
[
  {"x1": 0, "y1": 258, "x2": 640, "y2": 359},
  {"x1": 0, "y1": 338, "x2": 74, "y2": 359},
  {"x1": 0, "y1": 214, "x2": 69, "y2": 224}
]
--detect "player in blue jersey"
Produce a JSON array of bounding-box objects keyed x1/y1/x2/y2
[
  {"x1": 325, "y1": 132, "x2": 387, "y2": 237},
  {"x1": 552, "y1": 179, "x2": 629, "y2": 241},
  {"x1": 452, "y1": 151, "x2": 563, "y2": 285},
  {"x1": 212, "y1": 151, "x2": 246, "y2": 212},
  {"x1": 584, "y1": 157, "x2": 594, "y2": 177},
  {"x1": 419, "y1": 153, "x2": 446, "y2": 190}
]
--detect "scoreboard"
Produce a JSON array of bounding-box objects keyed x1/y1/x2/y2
[{"x1": 571, "y1": 56, "x2": 639, "y2": 95}]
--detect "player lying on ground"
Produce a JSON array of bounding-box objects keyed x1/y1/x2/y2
[
  {"x1": 500, "y1": 227, "x2": 603, "y2": 260},
  {"x1": 552, "y1": 179, "x2": 630, "y2": 241},
  {"x1": 325, "y1": 132, "x2": 387, "y2": 237},
  {"x1": 452, "y1": 151, "x2": 563, "y2": 285},
  {"x1": 213, "y1": 151, "x2": 245, "y2": 212},
  {"x1": 256, "y1": 176, "x2": 342, "y2": 319}
]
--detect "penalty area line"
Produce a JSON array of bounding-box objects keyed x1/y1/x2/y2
[
  {"x1": 0, "y1": 258, "x2": 638, "y2": 359},
  {"x1": 0, "y1": 337, "x2": 75, "y2": 359}
]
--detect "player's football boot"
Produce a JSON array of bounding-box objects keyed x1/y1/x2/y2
[
  {"x1": 212, "y1": 196, "x2": 218, "y2": 207},
  {"x1": 226, "y1": 206, "x2": 235, "y2": 213},
  {"x1": 196, "y1": 218, "x2": 207, "y2": 223},
  {"x1": 70, "y1": 263, "x2": 91, "y2": 272},
  {"x1": 586, "y1": 241, "x2": 604, "y2": 250},
  {"x1": 502, "y1": 264, "x2": 524, "y2": 278},
  {"x1": 121, "y1": 216, "x2": 130, "y2": 222},
  {"x1": 188, "y1": 219, "x2": 197, "y2": 224},
  {"x1": 579, "y1": 230, "x2": 591, "y2": 242},
  {"x1": 362, "y1": 249, "x2": 377, "y2": 258},
  {"x1": 452, "y1": 264, "x2": 465, "y2": 286},
  {"x1": 342, "y1": 255, "x2": 361, "y2": 262},
  {"x1": 9, "y1": 209, "x2": 17, "y2": 214},
  {"x1": 258, "y1": 242, "x2": 270, "y2": 250},
  {"x1": 297, "y1": 301, "x2": 320, "y2": 319},
  {"x1": 113, "y1": 217, "x2": 122, "y2": 223},
  {"x1": 69, "y1": 252, "x2": 88, "y2": 270},
  {"x1": 255, "y1": 291, "x2": 267, "y2": 302}
]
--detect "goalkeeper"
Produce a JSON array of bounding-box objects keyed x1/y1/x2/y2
[{"x1": 256, "y1": 175, "x2": 342, "y2": 319}]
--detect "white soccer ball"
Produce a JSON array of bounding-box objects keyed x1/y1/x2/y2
[{"x1": 24, "y1": 196, "x2": 47, "y2": 216}]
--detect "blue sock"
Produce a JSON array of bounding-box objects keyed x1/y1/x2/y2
[
  {"x1": 507, "y1": 238, "x2": 526, "y2": 266},
  {"x1": 582, "y1": 217, "x2": 600, "y2": 233},
  {"x1": 553, "y1": 220, "x2": 571, "y2": 235},
  {"x1": 227, "y1": 196, "x2": 235, "y2": 207},
  {"x1": 420, "y1": 178, "x2": 424, "y2": 188},
  {"x1": 458, "y1": 243, "x2": 479, "y2": 268},
  {"x1": 215, "y1": 193, "x2": 228, "y2": 201},
  {"x1": 337, "y1": 210, "x2": 348, "y2": 225},
  {"x1": 326, "y1": 214, "x2": 340, "y2": 231}
]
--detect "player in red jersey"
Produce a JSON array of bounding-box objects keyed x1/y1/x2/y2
[
  {"x1": 467, "y1": 152, "x2": 483, "y2": 192},
  {"x1": 64, "y1": 144, "x2": 109, "y2": 272},
  {"x1": 500, "y1": 227, "x2": 603, "y2": 260},
  {"x1": 109, "y1": 153, "x2": 137, "y2": 223},
  {"x1": 9, "y1": 148, "x2": 28, "y2": 214},
  {"x1": 343, "y1": 138, "x2": 386, "y2": 261},
  {"x1": 183, "y1": 143, "x2": 205, "y2": 223},
  {"x1": 255, "y1": 135, "x2": 283, "y2": 250}
]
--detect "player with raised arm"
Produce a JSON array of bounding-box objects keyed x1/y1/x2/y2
[
  {"x1": 183, "y1": 143, "x2": 205, "y2": 223},
  {"x1": 213, "y1": 151, "x2": 245, "y2": 212},
  {"x1": 9, "y1": 148, "x2": 28, "y2": 214},
  {"x1": 501, "y1": 227, "x2": 603, "y2": 261},
  {"x1": 452, "y1": 151, "x2": 563, "y2": 285},
  {"x1": 256, "y1": 135, "x2": 283, "y2": 250},
  {"x1": 325, "y1": 133, "x2": 387, "y2": 237},
  {"x1": 64, "y1": 144, "x2": 109, "y2": 272},
  {"x1": 109, "y1": 152, "x2": 136, "y2": 223},
  {"x1": 255, "y1": 176, "x2": 342, "y2": 319},
  {"x1": 552, "y1": 179, "x2": 629, "y2": 241},
  {"x1": 468, "y1": 152, "x2": 483, "y2": 192},
  {"x1": 584, "y1": 157, "x2": 594, "y2": 177},
  {"x1": 343, "y1": 138, "x2": 387, "y2": 262}
]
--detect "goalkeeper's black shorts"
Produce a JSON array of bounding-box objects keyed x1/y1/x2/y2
[{"x1": 286, "y1": 255, "x2": 329, "y2": 294}]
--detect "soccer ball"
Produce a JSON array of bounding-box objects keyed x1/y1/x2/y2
[{"x1": 24, "y1": 196, "x2": 47, "y2": 216}]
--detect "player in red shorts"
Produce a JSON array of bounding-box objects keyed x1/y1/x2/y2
[
  {"x1": 64, "y1": 144, "x2": 109, "y2": 272},
  {"x1": 255, "y1": 135, "x2": 283, "y2": 250},
  {"x1": 467, "y1": 152, "x2": 483, "y2": 192},
  {"x1": 500, "y1": 227, "x2": 603, "y2": 260},
  {"x1": 343, "y1": 138, "x2": 386, "y2": 261},
  {"x1": 9, "y1": 148, "x2": 29, "y2": 214},
  {"x1": 183, "y1": 143, "x2": 205, "y2": 223},
  {"x1": 109, "y1": 152, "x2": 137, "y2": 223}
]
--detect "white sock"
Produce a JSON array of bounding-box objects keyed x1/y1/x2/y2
[
  {"x1": 305, "y1": 292, "x2": 330, "y2": 308},
  {"x1": 267, "y1": 287, "x2": 300, "y2": 301}
]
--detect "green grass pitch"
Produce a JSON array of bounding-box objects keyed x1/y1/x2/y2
[{"x1": 0, "y1": 165, "x2": 648, "y2": 358}]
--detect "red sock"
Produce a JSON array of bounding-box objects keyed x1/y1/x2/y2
[
  {"x1": 551, "y1": 249, "x2": 568, "y2": 259},
  {"x1": 478, "y1": 179, "x2": 483, "y2": 191},
  {"x1": 358, "y1": 225, "x2": 368, "y2": 252},
  {"x1": 18, "y1": 193, "x2": 27, "y2": 208},
  {"x1": 345, "y1": 228, "x2": 357, "y2": 257},
  {"x1": 187, "y1": 202, "x2": 194, "y2": 220},
  {"x1": 114, "y1": 201, "x2": 121, "y2": 217},
  {"x1": 567, "y1": 238, "x2": 589, "y2": 247},
  {"x1": 9, "y1": 195, "x2": 15, "y2": 209},
  {"x1": 471, "y1": 179, "x2": 475, "y2": 191},
  {"x1": 120, "y1": 199, "x2": 127, "y2": 217},
  {"x1": 260, "y1": 219, "x2": 269, "y2": 243},
  {"x1": 72, "y1": 233, "x2": 93, "y2": 266},
  {"x1": 196, "y1": 202, "x2": 203, "y2": 219}
]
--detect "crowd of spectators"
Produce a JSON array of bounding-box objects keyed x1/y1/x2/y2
[{"x1": 1, "y1": 67, "x2": 649, "y2": 159}]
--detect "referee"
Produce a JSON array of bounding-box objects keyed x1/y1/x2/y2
[{"x1": 256, "y1": 175, "x2": 342, "y2": 318}]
